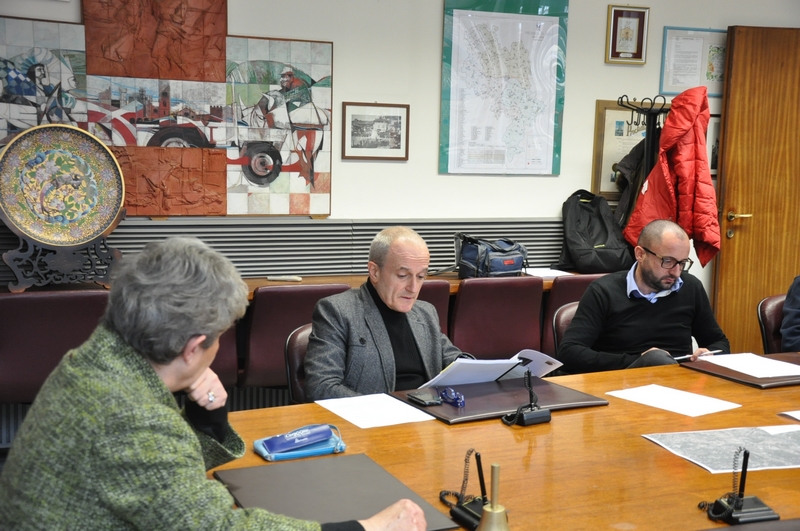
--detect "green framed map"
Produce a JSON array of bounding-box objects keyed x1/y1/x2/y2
[{"x1": 439, "y1": 0, "x2": 569, "y2": 176}]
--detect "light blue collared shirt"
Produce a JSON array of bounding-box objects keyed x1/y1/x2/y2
[{"x1": 626, "y1": 262, "x2": 683, "y2": 304}]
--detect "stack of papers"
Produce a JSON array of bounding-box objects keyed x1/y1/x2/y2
[{"x1": 422, "y1": 349, "x2": 562, "y2": 387}]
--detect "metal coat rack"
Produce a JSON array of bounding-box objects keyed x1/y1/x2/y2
[{"x1": 616, "y1": 95, "x2": 670, "y2": 176}]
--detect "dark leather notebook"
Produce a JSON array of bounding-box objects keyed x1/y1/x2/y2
[
  {"x1": 392, "y1": 377, "x2": 608, "y2": 424},
  {"x1": 700, "y1": 518, "x2": 799, "y2": 530},
  {"x1": 682, "y1": 353, "x2": 800, "y2": 389},
  {"x1": 213, "y1": 453, "x2": 457, "y2": 531}
]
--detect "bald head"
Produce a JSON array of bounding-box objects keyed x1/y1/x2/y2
[{"x1": 637, "y1": 220, "x2": 688, "y2": 249}]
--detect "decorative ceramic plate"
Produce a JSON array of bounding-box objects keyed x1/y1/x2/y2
[{"x1": 0, "y1": 124, "x2": 125, "y2": 247}]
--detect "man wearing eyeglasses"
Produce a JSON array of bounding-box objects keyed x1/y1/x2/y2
[{"x1": 558, "y1": 219, "x2": 729, "y2": 373}]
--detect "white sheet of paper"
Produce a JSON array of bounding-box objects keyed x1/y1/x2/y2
[
  {"x1": 523, "y1": 268, "x2": 574, "y2": 279},
  {"x1": 761, "y1": 424, "x2": 800, "y2": 435},
  {"x1": 606, "y1": 384, "x2": 741, "y2": 417},
  {"x1": 315, "y1": 393, "x2": 434, "y2": 429},
  {"x1": 701, "y1": 352, "x2": 800, "y2": 378},
  {"x1": 781, "y1": 410, "x2": 800, "y2": 422}
]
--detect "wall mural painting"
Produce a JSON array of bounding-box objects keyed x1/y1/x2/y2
[
  {"x1": 83, "y1": 0, "x2": 227, "y2": 82},
  {"x1": 0, "y1": 16, "x2": 332, "y2": 216},
  {"x1": 224, "y1": 36, "x2": 332, "y2": 215}
]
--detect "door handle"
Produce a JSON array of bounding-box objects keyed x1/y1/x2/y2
[{"x1": 727, "y1": 211, "x2": 753, "y2": 221}]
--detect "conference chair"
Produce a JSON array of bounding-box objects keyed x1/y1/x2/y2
[
  {"x1": 552, "y1": 301, "x2": 580, "y2": 356},
  {"x1": 417, "y1": 279, "x2": 451, "y2": 334},
  {"x1": 284, "y1": 323, "x2": 312, "y2": 404},
  {"x1": 210, "y1": 326, "x2": 239, "y2": 388},
  {"x1": 449, "y1": 276, "x2": 543, "y2": 359},
  {"x1": 540, "y1": 273, "x2": 606, "y2": 356},
  {"x1": 0, "y1": 290, "x2": 109, "y2": 404},
  {"x1": 757, "y1": 294, "x2": 786, "y2": 354},
  {"x1": 239, "y1": 284, "x2": 350, "y2": 388}
]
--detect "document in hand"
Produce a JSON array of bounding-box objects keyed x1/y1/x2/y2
[{"x1": 421, "y1": 349, "x2": 563, "y2": 388}]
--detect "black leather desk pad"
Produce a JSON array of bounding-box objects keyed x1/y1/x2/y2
[
  {"x1": 214, "y1": 453, "x2": 456, "y2": 530},
  {"x1": 392, "y1": 377, "x2": 608, "y2": 424},
  {"x1": 700, "y1": 518, "x2": 800, "y2": 530},
  {"x1": 682, "y1": 353, "x2": 800, "y2": 389}
]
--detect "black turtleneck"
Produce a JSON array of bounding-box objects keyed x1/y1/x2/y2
[{"x1": 366, "y1": 280, "x2": 427, "y2": 390}]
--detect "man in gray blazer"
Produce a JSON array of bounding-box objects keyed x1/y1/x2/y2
[{"x1": 305, "y1": 226, "x2": 465, "y2": 400}]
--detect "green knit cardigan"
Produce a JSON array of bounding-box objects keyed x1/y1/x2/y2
[{"x1": 0, "y1": 326, "x2": 320, "y2": 531}]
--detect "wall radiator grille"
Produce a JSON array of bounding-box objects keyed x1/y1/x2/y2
[{"x1": 0, "y1": 217, "x2": 563, "y2": 284}]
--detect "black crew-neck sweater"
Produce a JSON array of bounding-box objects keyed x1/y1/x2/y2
[{"x1": 558, "y1": 270, "x2": 729, "y2": 373}]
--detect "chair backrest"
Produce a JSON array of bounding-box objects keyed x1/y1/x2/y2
[
  {"x1": 540, "y1": 273, "x2": 606, "y2": 356},
  {"x1": 210, "y1": 325, "x2": 239, "y2": 388},
  {"x1": 553, "y1": 301, "x2": 580, "y2": 356},
  {"x1": 0, "y1": 290, "x2": 109, "y2": 403},
  {"x1": 417, "y1": 279, "x2": 451, "y2": 334},
  {"x1": 758, "y1": 294, "x2": 786, "y2": 354},
  {"x1": 240, "y1": 284, "x2": 350, "y2": 387},
  {"x1": 285, "y1": 323, "x2": 313, "y2": 404},
  {"x1": 448, "y1": 276, "x2": 543, "y2": 359}
]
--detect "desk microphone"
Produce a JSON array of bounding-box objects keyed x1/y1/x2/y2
[{"x1": 701, "y1": 448, "x2": 779, "y2": 524}]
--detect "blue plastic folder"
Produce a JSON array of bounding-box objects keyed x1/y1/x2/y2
[{"x1": 254, "y1": 424, "x2": 346, "y2": 461}]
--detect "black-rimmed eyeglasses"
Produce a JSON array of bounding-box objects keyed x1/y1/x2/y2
[{"x1": 642, "y1": 247, "x2": 694, "y2": 271}]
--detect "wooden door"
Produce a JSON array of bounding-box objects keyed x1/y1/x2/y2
[{"x1": 714, "y1": 26, "x2": 800, "y2": 353}]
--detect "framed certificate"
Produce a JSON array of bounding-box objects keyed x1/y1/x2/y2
[
  {"x1": 660, "y1": 27, "x2": 727, "y2": 97},
  {"x1": 605, "y1": 5, "x2": 649, "y2": 65}
]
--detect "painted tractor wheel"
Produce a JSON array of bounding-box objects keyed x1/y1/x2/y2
[
  {"x1": 242, "y1": 142, "x2": 283, "y2": 186},
  {"x1": 147, "y1": 127, "x2": 209, "y2": 148}
]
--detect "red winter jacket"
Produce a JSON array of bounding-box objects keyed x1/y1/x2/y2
[{"x1": 622, "y1": 86, "x2": 720, "y2": 266}]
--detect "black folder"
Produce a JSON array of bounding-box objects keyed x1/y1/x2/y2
[
  {"x1": 681, "y1": 352, "x2": 800, "y2": 389},
  {"x1": 392, "y1": 376, "x2": 608, "y2": 424},
  {"x1": 213, "y1": 453, "x2": 457, "y2": 531}
]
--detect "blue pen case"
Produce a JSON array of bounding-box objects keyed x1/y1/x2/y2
[{"x1": 254, "y1": 424, "x2": 346, "y2": 462}]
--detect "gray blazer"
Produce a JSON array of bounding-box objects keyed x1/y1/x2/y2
[{"x1": 304, "y1": 283, "x2": 463, "y2": 400}]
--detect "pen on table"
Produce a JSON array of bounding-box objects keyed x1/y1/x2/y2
[
  {"x1": 475, "y1": 452, "x2": 488, "y2": 503},
  {"x1": 674, "y1": 349, "x2": 723, "y2": 362}
]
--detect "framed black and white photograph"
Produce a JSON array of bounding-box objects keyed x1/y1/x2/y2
[{"x1": 342, "y1": 102, "x2": 409, "y2": 161}]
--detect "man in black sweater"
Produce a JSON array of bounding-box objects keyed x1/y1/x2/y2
[
  {"x1": 780, "y1": 276, "x2": 800, "y2": 352},
  {"x1": 558, "y1": 220, "x2": 729, "y2": 373}
]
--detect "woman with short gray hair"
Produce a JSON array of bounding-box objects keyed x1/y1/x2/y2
[
  {"x1": 0, "y1": 237, "x2": 425, "y2": 531},
  {"x1": 104, "y1": 236, "x2": 248, "y2": 365}
]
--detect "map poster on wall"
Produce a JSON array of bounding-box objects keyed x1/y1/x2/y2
[{"x1": 439, "y1": 0, "x2": 569, "y2": 176}]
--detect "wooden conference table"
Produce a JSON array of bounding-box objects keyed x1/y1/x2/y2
[{"x1": 214, "y1": 366, "x2": 800, "y2": 530}]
